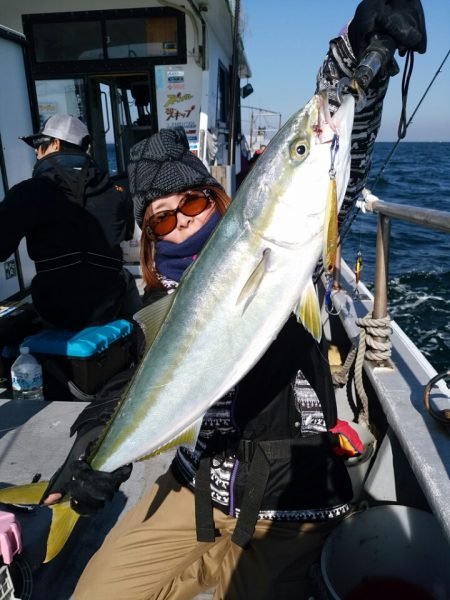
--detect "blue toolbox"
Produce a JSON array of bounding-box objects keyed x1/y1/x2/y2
[{"x1": 21, "y1": 319, "x2": 134, "y2": 398}]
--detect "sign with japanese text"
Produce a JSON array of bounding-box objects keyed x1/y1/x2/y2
[{"x1": 155, "y1": 64, "x2": 202, "y2": 154}]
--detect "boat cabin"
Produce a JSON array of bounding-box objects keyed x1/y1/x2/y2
[{"x1": 0, "y1": 0, "x2": 251, "y2": 302}]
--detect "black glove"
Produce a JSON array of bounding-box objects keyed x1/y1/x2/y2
[
  {"x1": 348, "y1": 0, "x2": 427, "y2": 60},
  {"x1": 40, "y1": 423, "x2": 132, "y2": 516},
  {"x1": 64, "y1": 460, "x2": 133, "y2": 516}
]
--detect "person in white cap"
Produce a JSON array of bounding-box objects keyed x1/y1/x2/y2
[{"x1": 0, "y1": 114, "x2": 142, "y2": 330}]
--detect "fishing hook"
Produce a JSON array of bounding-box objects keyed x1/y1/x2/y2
[
  {"x1": 324, "y1": 276, "x2": 341, "y2": 315},
  {"x1": 329, "y1": 133, "x2": 339, "y2": 179}
]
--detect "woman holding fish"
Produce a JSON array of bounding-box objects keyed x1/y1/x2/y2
[{"x1": 41, "y1": 1, "x2": 426, "y2": 598}]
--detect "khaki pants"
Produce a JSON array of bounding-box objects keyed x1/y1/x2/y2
[{"x1": 74, "y1": 470, "x2": 336, "y2": 600}]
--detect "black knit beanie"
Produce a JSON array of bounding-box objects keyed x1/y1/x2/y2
[{"x1": 128, "y1": 127, "x2": 223, "y2": 228}]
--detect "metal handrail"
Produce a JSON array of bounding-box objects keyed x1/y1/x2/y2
[
  {"x1": 364, "y1": 197, "x2": 450, "y2": 234},
  {"x1": 352, "y1": 189, "x2": 450, "y2": 324}
]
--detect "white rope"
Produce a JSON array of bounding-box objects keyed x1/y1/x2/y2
[
  {"x1": 332, "y1": 347, "x2": 357, "y2": 387},
  {"x1": 354, "y1": 313, "x2": 393, "y2": 419}
]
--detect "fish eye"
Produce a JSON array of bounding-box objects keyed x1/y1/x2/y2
[{"x1": 289, "y1": 139, "x2": 309, "y2": 162}]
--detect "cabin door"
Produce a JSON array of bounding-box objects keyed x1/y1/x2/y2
[
  {"x1": 86, "y1": 73, "x2": 156, "y2": 178},
  {"x1": 34, "y1": 73, "x2": 156, "y2": 180}
]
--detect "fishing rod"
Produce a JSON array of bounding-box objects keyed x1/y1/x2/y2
[
  {"x1": 317, "y1": 44, "x2": 450, "y2": 287},
  {"x1": 337, "y1": 46, "x2": 450, "y2": 251},
  {"x1": 371, "y1": 47, "x2": 450, "y2": 191},
  {"x1": 315, "y1": 35, "x2": 398, "y2": 288}
]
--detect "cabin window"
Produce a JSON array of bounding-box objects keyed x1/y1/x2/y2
[
  {"x1": 217, "y1": 62, "x2": 230, "y2": 127},
  {"x1": 105, "y1": 17, "x2": 178, "y2": 59},
  {"x1": 35, "y1": 79, "x2": 87, "y2": 128},
  {"x1": 32, "y1": 21, "x2": 103, "y2": 62},
  {"x1": 23, "y1": 8, "x2": 186, "y2": 75}
]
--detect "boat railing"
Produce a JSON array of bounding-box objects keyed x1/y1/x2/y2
[
  {"x1": 359, "y1": 189, "x2": 450, "y2": 321},
  {"x1": 332, "y1": 188, "x2": 450, "y2": 425},
  {"x1": 333, "y1": 189, "x2": 450, "y2": 323}
]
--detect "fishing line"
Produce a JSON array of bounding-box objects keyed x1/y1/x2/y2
[
  {"x1": 312, "y1": 49, "x2": 449, "y2": 288},
  {"x1": 397, "y1": 50, "x2": 414, "y2": 139},
  {"x1": 331, "y1": 47, "x2": 450, "y2": 258},
  {"x1": 371, "y1": 47, "x2": 450, "y2": 191}
]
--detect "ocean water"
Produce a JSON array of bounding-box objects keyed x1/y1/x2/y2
[
  {"x1": 341, "y1": 142, "x2": 450, "y2": 373},
  {"x1": 110, "y1": 142, "x2": 448, "y2": 372}
]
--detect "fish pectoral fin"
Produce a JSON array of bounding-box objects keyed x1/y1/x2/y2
[
  {"x1": 45, "y1": 501, "x2": 80, "y2": 563},
  {"x1": 133, "y1": 293, "x2": 176, "y2": 351},
  {"x1": 137, "y1": 417, "x2": 204, "y2": 461},
  {"x1": 295, "y1": 279, "x2": 322, "y2": 342},
  {"x1": 0, "y1": 481, "x2": 49, "y2": 505},
  {"x1": 237, "y1": 248, "x2": 271, "y2": 310}
]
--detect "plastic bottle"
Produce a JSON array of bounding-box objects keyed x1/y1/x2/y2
[{"x1": 10, "y1": 347, "x2": 44, "y2": 401}]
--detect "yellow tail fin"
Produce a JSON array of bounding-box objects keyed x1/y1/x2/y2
[
  {"x1": 0, "y1": 481, "x2": 48, "y2": 504},
  {"x1": 45, "y1": 501, "x2": 80, "y2": 562},
  {"x1": 0, "y1": 482, "x2": 80, "y2": 562}
]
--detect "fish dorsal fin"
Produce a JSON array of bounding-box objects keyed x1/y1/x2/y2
[
  {"x1": 237, "y1": 248, "x2": 271, "y2": 310},
  {"x1": 45, "y1": 501, "x2": 80, "y2": 562},
  {"x1": 137, "y1": 416, "x2": 204, "y2": 461},
  {"x1": 133, "y1": 293, "x2": 175, "y2": 351},
  {"x1": 295, "y1": 278, "x2": 322, "y2": 342}
]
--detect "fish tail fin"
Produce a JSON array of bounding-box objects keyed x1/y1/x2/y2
[
  {"x1": 0, "y1": 481, "x2": 49, "y2": 504},
  {"x1": 0, "y1": 482, "x2": 80, "y2": 563},
  {"x1": 46, "y1": 501, "x2": 80, "y2": 562}
]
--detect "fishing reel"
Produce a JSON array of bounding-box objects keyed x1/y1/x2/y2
[{"x1": 337, "y1": 34, "x2": 400, "y2": 111}]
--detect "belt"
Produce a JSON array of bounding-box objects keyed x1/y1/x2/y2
[
  {"x1": 195, "y1": 434, "x2": 336, "y2": 548},
  {"x1": 236, "y1": 434, "x2": 336, "y2": 462}
]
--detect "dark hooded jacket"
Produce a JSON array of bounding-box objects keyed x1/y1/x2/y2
[{"x1": 0, "y1": 150, "x2": 136, "y2": 329}]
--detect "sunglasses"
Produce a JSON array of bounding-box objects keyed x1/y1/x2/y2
[
  {"x1": 145, "y1": 189, "x2": 213, "y2": 237},
  {"x1": 32, "y1": 136, "x2": 52, "y2": 150}
]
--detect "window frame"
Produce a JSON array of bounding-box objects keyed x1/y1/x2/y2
[
  {"x1": 22, "y1": 7, "x2": 187, "y2": 76},
  {"x1": 216, "y1": 60, "x2": 230, "y2": 128}
]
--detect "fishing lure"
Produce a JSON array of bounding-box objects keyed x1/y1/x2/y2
[
  {"x1": 323, "y1": 134, "x2": 339, "y2": 276},
  {"x1": 323, "y1": 134, "x2": 340, "y2": 315},
  {"x1": 354, "y1": 250, "x2": 363, "y2": 285},
  {"x1": 353, "y1": 250, "x2": 363, "y2": 298}
]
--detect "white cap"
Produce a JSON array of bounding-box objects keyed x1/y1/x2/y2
[
  {"x1": 21, "y1": 114, "x2": 90, "y2": 148},
  {"x1": 21, "y1": 347, "x2": 30, "y2": 354}
]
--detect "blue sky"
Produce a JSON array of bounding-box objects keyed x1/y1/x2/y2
[{"x1": 240, "y1": 0, "x2": 450, "y2": 142}]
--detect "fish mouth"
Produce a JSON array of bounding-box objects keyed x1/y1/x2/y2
[{"x1": 314, "y1": 91, "x2": 341, "y2": 145}]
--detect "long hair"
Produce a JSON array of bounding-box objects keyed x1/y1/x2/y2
[{"x1": 140, "y1": 185, "x2": 231, "y2": 291}]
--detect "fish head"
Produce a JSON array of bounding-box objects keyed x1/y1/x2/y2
[{"x1": 241, "y1": 92, "x2": 354, "y2": 248}]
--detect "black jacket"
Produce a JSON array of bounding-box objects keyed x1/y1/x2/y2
[
  {"x1": 0, "y1": 150, "x2": 135, "y2": 329},
  {"x1": 171, "y1": 315, "x2": 353, "y2": 537}
]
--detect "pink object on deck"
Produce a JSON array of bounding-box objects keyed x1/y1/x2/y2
[{"x1": 0, "y1": 510, "x2": 22, "y2": 565}]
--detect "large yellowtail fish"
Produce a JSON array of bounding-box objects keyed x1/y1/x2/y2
[{"x1": 0, "y1": 93, "x2": 354, "y2": 561}]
